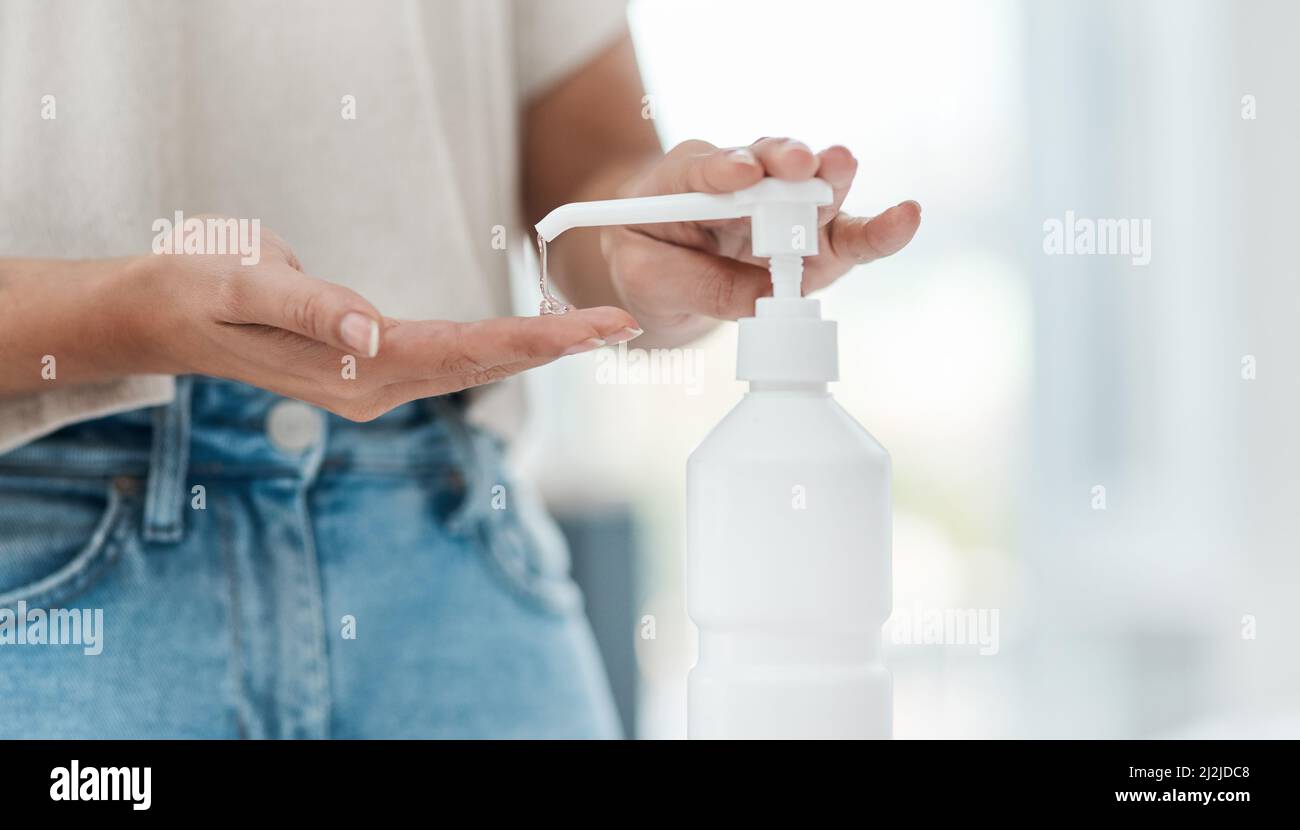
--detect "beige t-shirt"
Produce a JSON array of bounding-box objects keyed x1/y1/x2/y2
[{"x1": 0, "y1": 0, "x2": 628, "y2": 453}]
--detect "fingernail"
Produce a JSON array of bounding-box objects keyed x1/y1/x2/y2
[
  {"x1": 562, "y1": 337, "x2": 606, "y2": 356},
  {"x1": 728, "y1": 148, "x2": 758, "y2": 166},
  {"x1": 783, "y1": 139, "x2": 812, "y2": 155},
  {"x1": 605, "y1": 327, "x2": 644, "y2": 345},
  {"x1": 897, "y1": 199, "x2": 921, "y2": 214},
  {"x1": 341, "y1": 312, "x2": 380, "y2": 357}
]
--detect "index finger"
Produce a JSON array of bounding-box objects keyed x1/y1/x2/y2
[
  {"x1": 749, "y1": 136, "x2": 819, "y2": 181},
  {"x1": 815, "y1": 145, "x2": 858, "y2": 225},
  {"x1": 637, "y1": 140, "x2": 766, "y2": 197}
]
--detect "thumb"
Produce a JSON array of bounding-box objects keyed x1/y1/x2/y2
[{"x1": 223, "y1": 264, "x2": 384, "y2": 357}]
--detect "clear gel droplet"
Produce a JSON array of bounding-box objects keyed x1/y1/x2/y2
[{"x1": 537, "y1": 233, "x2": 570, "y2": 316}]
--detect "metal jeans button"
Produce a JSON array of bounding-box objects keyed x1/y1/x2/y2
[{"x1": 266, "y1": 400, "x2": 322, "y2": 454}]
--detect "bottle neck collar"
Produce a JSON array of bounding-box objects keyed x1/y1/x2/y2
[{"x1": 748, "y1": 381, "x2": 828, "y2": 394}]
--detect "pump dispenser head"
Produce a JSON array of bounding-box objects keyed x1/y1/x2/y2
[{"x1": 535, "y1": 177, "x2": 840, "y2": 384}]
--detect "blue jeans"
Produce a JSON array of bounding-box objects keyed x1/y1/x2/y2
[{"x1": 0, "y1": 378, "x2": 620, "y2": 738}]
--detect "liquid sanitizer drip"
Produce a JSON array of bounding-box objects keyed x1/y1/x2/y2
[
  {"x1": 536, "y1": 233, "x2": 570, "y2": 315},
  {"x1": 537, "y1": 178, "x2": 891, "y2": 739}
]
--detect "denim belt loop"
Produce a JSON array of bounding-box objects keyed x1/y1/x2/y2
[
  {"x1": 143, "y1": 376, "x2": 193, "y2": 544},
  {"x1": 428, "y1": 395, "x2": 488, "y2": 537}
]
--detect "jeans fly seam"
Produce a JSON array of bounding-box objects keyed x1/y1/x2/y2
[
  {"x1": 293, "y1": 486, "x2": 331, "y2": 738},
  {"x1": 215, "y1": 490, "x2": 253, "y2": 740}
]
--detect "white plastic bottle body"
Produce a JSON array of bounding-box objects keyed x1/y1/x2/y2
[{"x1": 686, "y1": 386, "x2": 891, "y2": 739}]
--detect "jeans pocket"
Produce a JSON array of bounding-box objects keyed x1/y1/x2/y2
[
  {"x1": 475, "y1": 507, "x2": 582, "y2": 619},
  {"x1": 473, "y1": 477, "x2": 583, "y2": 618},
  {"x1": 0, "y1": 474, "x2": 135, "y2": 609},
  {"x1": 435, "y1": 411, "x2": 584, "y2": 618}
]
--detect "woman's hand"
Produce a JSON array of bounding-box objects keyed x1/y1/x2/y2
[
  {"x1": 599, "y1": 138, "x2": 922, "y2": 344},
  {"x1": 1, "y1": 229, "x2": 641, "y2": 420}
]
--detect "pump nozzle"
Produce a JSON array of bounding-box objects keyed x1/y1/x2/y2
[
  {"x1": 535, "y1": 177, "x2": 839, "y2": 384},
  {"x1": 536, "y1": 178, "x2": 832, "y2": 300},
  {"x1": 535, "y1": 178, "x2": 832, "y2": 242}
]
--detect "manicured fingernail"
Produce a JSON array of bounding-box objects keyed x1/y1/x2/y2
[
  {"x1": 563, "y1": 337, "x2": 606, "y2": 356},
  {"x1": 605, "y1": 327, "x2": 643, "y2": 345},
  {"x1": 728, "y1": 148, "x2": 758, "y2": 166},
  {"x1": 783, "y1": 139, "x2": 812, "y2": 155},
  {"x1": 341, "y1": 312, "x2": 380, "y2": 357},
  {"x1": 897, "y1": 199, "x2": 921, "y2": 213}
]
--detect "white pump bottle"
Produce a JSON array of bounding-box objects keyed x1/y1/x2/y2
[{"x1": 537, "y1": 179, "x2": 891, "y2": 739}]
